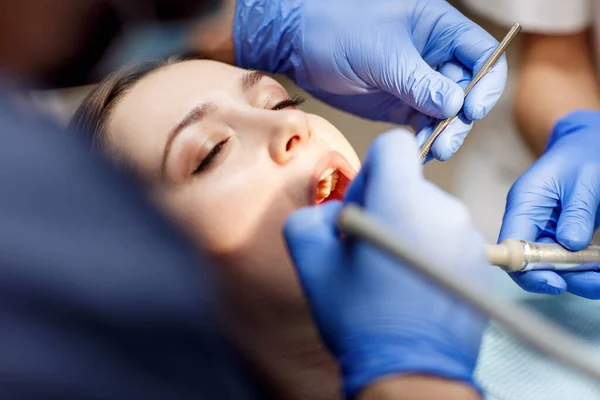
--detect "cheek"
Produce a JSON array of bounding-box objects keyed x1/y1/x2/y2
[
  {"x1": 157, "y1": 171, "x2": 307, "y2": 308},
  {"x1": 308, "y1": 115, "x2": 361, "y2": 170},
  {"x1": 160, "y1": 169, "x2": 297, "y2": 257}
]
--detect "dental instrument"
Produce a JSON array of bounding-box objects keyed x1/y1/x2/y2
[
  {"x1": 337, "y1": 204, "x2": 600, "y2": 384},
  {"x1": 419, "y1": 22, "x2": 522, "y2": 161},
  {"x1": 487, "y1": 240, "x2": 600, "y2": 272}
]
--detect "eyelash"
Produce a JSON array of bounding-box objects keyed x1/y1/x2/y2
[
  {"x1": 271, "y1": 95, "x2": 306, "y2": 110},
  {"x1": 192, "y1": 95, "x2": 305, "y2": 175},
  {"x1": 193, "y1": 137, "x2": 231, "y2": 175}
]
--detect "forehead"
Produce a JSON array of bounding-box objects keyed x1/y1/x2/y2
[
  {"x1": 126, "y1": 59, "x2": 245, "y2": 103},
  {"x1": 107, "y1": 60, "x2": 246, "y2": 172}
]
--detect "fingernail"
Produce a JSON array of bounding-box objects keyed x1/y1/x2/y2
[
  {"x1": 443, "y1": 88, "x2": 464, "y2": 118},
  {"x1": 434, "y1": 148, "x2": 451, "y2": 162},
  {"x1": 543, "y1": 275, "x2": 567, "y2": 295},
  {"x1": 451, "y1": 137, "x2": 464, "y2": 153},
  {"x1": 543, "y1": 284, "x2": 565, "y2": 295},
  {"x1": 470, "y1": 105, "x2": 486, "y2": 121},
  {"x1": 558, "y1": 227, "x2": 589, "y2": 251},
  {"x1": 436, "y1": 138, "x2": 463, "y2": 161}
]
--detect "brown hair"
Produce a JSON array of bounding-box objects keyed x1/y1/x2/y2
[{"x1": 69, "y1": 53, "x2": 200, "y2": 174}]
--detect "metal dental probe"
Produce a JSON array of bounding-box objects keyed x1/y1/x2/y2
[
  {"x1": 336, "y1": 205, "x2": 600, "y2": 383},
  {"x1": 419, "y1": 22, "x2": 522, "y2": 161}
]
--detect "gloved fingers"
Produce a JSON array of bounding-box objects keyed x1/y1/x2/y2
[
  {"x1": 391, "y1": 46, "x2": 464, "y2": 120},
  {"x1": 445, "y1": 22, "x2": 507, "y2": 121},
  {"x1": 414, "y1": 125, "x2": 433, "y2": 164},
  {"x1": 368, "y1": 62, "x2": 471, "y2": 128},
  {"x1": 509, "y1": 270, "x2": 567, "y2": 295},
  {"x1": 412, "y1": 61, "x2": 470, "y2": 128},
  {"x1": 560, "y1": 271, "x2": 600, "y2": 299},
  {"x1": 407, "y1": 111, "x2": 433, "y2": 134},
  {"x1": 409, "y1": 62, "x2": 474, "y2": 162},
  {"x1": 413, "y1": 124, "x2": 435, "y2": 164},
  {"x1": 507, "y1": 235, "x2": 567, "y2": 295},
  {"x1": 283, "y1": 201, "x2": 344, "y2": 280},
  {"x1": 537, "y1": 236, "x2": 558, "y2": 244},
  {"x1": 409, "y1": 112, "x2": 434, "y2": 164},
  {"x1": 414, "y1": 112, "x2": 473, "y2": 162},
  {"x1": 345, "y1": 129, "x2": 422, "y2": 207},
  {"x1": 547, "y1": 110, "x2": 600, "y2": 148},
  {"x1": 308, "y1": 90, "x2": 415, "y2": 125},
  {"x1": 498, "y1": 181, "x2": 549, "y2": 243},
  {"x1": 462, "y1": 55, "x2": 507, "y2": 122},
  {"x1": 498, "y1": 211, "x2": 541, "y2": 245},
  {"x1": 438, "y1": 61, "x2": 472, "y2": 91},
  {"x1": 556, "y1": 171, "x2": 600, "y2": 251}
]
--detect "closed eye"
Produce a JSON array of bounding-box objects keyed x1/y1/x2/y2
[
  {"x1": 271, "y1": 95, "x2": 306, "y2": 111},
  {"x1": 193, "y1": 137, "x2": 231, "y2": 175}
]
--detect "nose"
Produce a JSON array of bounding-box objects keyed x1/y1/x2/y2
[{"x1": 268, "y1": 110, "x2": 312, "y2": 165}]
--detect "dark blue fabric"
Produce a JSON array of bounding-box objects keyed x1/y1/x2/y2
[{"x1": 0, "y1": 95, "x2": 260, "y2": 399}]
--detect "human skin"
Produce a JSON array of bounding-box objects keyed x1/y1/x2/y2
[
  {"x1": 106, "y1": 59, "x2": 360, "y2": 400},
  {"x1": 515, "y1": 30, "x2": 600, "y2": 156}
]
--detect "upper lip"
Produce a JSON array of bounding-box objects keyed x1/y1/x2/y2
[{"x1": 309, "y1": 150, "x2": 357, "y2": 204}]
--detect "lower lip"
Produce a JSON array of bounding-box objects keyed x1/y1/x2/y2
[{"x1": 310, "y1": 151, "x2": 357, "y2": 205}]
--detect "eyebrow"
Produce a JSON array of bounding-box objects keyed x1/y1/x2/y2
[
  {"x1": 160, "y1": 71, "x2": 267, "y2": 177},
  {"x1": 161, "y1": 102, "x2": 216, "y2": 177},
  {"x1": 240, "y1": 70, "x2": 267, "y2": 92}
]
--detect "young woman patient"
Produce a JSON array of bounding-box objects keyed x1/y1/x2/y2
[{"x1": 70, "y1": 55, "x2": 361, "y2": 400}]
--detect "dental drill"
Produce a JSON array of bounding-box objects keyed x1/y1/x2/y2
[
  {"x1": 336, "y1": 205, "x2": 600, "y2": 384},
  {"x1": 488, "y1": 240, "x2": 600, "y2": 272}
]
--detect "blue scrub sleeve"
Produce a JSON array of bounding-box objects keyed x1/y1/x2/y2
[{"x1": 0, "y1": 95, "x2": 262, "y2": 399}]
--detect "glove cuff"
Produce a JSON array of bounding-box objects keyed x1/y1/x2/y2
[
  {"x1": 339, "y1": 341, "x2": 481, "y2": 399},
  {"x1": 547, "y1": 109, "x2": 598, "y2": 150},
  {"x1": 233, "y1": 0, "x2": 304, "y2": 75}
]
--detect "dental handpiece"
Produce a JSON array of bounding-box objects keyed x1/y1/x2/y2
[
  {"x1": 487, "y1": 239, "x2": 600, "y2": 272},
  {"x1": 337, "y1": 205, "x2": 600, "y2": 383}
]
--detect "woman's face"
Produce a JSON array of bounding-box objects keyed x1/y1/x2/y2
[{"x1": 108, "y1": 60, "x2": 360, "y2": 308}]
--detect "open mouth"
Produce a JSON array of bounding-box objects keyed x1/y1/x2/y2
[
  {"x1": 315, "y1": 168, "x2": 352, "y2": 204},
  {"x1": 311, "y1": 151, "x2": 357, "y2": 205}
]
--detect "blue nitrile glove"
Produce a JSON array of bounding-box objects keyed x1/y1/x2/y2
[
  {"x1": 284, "y1": 129, "x2": 491, "y2": 398},
  {"x1": 234, "y1": 0, "x2": 507, "y2": 162},
  {"x1": 500, "y1": 110, "x2": 600, "y2": 299}
]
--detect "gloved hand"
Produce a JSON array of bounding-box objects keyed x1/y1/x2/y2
[
  {"x1": 284, "y1": 129, "x2": 491, "y2": 398},
  {"x1": 500, "y1": 110, "x2": 600, "y2": 299},
  {"x1": 234, "y1": 0, "x2": 507, "y2": 162}
]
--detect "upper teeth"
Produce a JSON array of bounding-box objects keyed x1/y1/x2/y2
[
  {"x1": 316, "y1": 169, "x2": 339, "y2": 203},
  {"x1": 319, "y1": 168, "x2": 335, "y2": 181}
]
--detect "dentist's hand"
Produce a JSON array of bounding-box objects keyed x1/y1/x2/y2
[
  {"x1": 500, "y1": 110, "x2": 600, "y2": 299},
  {"x1": 234, "y1": 0, "x2": 507, "y2": 163},
  {"x1": 284, "y1": 129, "x2": 491, "y2": 398}
]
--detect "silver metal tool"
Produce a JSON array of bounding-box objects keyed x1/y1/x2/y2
[
  {"x1": 487, "y1": 239, "x2": 600, "y2": 272},
  {"x1": 336, "y1": 204, "x2": 600, "y2": 384},
  {"x1": 419, "y1": 22, "x2": 522, "y2": 161}
]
